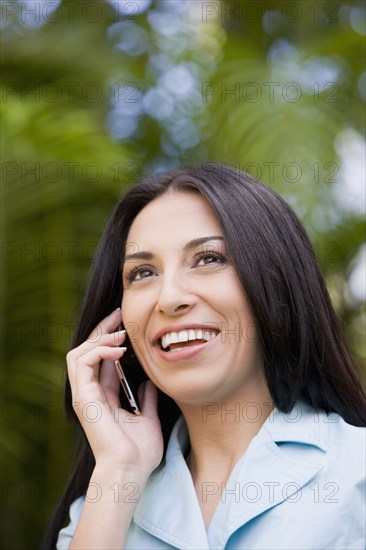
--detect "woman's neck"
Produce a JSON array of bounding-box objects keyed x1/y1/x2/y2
[
  {"x1": 176, "y1": 377, "x2": 274, "y2": 529},
  {"x1": 178, "y1": 378, "x2": 274, "y2": 482}
]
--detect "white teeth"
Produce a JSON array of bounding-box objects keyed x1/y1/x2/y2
[
  {"x1": 160, "y1": 328, "x2": 218, "y2": 350},
  {"x1": 178, "y1": 330, "x2": 189, "y2": 342},
  {"x1": 169, "y1": 332, "x2": 179, "y2": 344},
  {"x1": 161, "y1": 331, "x2": 177, "y2": 349},
  {"x1": 204, "y1": 331, "x2": 216, "y2": 341}
]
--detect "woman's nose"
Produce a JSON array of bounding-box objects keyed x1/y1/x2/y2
[{"x1": 155, "y1": 275, "x2": 195, "y2": 316}]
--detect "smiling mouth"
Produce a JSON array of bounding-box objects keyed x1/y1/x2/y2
[{"x1": 157, "y1": 328, "x2": 220, "y2": 353}]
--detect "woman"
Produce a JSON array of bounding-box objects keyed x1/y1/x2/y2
[{"x1": 43, "y1": 163, "x2": 366, "y2": 549}]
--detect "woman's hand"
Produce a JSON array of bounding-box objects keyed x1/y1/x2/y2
[{"x1": 66, "y1": 308, "x2": 164, "y2": 477}]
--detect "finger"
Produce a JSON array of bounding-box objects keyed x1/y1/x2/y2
[
  {"x1": 87, "y1": 308, "x2": 122, "y2": 342},
  {"x1": 140, "y1": 380, "x2": 159, "y2": 419},
  {"x1": 99, "y1": 358, "x2": 121, "y2": 408},
  {"x1": 67, "y1": 330, "x2": 125, "y2": 365},
  {"x1": 74, "y1": 346, "x2": 127, "y2": 392},
  {"x1": 67, "y1": 331, "x2": 126, "y2": 384}
]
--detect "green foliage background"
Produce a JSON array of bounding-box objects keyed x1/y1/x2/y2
[{"x1": 1, "y1": 0, "x2": 365, "y2": 547}]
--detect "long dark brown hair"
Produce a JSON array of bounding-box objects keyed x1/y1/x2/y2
[{"x1": 42, "y1": 163, "x2": 366, "y2": 548}]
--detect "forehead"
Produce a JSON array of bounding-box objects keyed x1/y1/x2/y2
[{"x1": 125, "y1": 190, "x2": 222, "y2": 249}]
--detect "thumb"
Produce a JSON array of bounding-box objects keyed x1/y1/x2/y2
[{"x1": 139, "y1": 380, "x2": 159, "y2": 419}]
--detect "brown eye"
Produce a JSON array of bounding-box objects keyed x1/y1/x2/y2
[
  {"x1": 127, "y1": 266, "x2": 155, "y2": 283},
  {"x1": 200, "y1": 255, "x2": 219, "y2": 264},
  {"x1": 196, "y1": 253, "x2": 225, "y2": 266},
  {"x1": 134, "y1": 269, "x2": 153, "y2": 280}
]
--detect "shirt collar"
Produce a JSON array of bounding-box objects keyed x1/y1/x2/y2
[
  {"x1": 133, "y1": 401, "x2": 329, "y2": 548},
  {"x1": 168, "y1": 400, "x2": 329, "y2": 455},
  {"x1": 260, "y1": 400, "x2": 329, "y2": 452}
]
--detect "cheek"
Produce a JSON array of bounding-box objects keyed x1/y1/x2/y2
[
  {"x1": 121, "y1": 292, "x2": 148, "y2": 345},
  {"x1": 121, "y1": 293, "x2": 136, "y2": 334},
  {"x1": 120, "y1": 294, "x2": 127, "y2": 322}
]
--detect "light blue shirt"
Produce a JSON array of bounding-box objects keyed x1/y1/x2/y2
[{"x1": 57, "y1": 402, "x2": 366, "y2": 549}]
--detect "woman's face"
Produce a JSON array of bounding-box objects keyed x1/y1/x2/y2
[{"x1": 121, "y1": 190, "x2": 266, "y2": 406}]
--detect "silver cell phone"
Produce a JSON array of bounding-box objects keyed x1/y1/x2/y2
[{"x1": 114, "y1": 359, "x2": 141, "y2": 415}]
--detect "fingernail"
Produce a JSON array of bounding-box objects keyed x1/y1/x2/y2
[
  {"x1": 120, "y1": 347, "x2": 127, "y2": 352},
  {"x1": 115, "y1": 307, "x2": 121, "y2": 311},
  {"x1": 118, "y1": 329, "x2": 126, "y2": 335}
]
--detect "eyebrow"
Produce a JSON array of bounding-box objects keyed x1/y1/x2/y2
[{"x1": 123, "y1": 236, "x2": 224, "y2": 264}]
